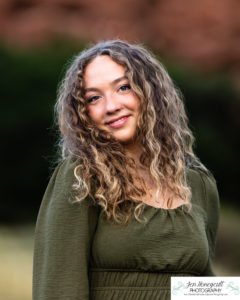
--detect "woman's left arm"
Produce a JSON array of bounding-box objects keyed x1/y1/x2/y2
[{"x1": 201, "y1": 172, "x2": 220, "y2": 276}]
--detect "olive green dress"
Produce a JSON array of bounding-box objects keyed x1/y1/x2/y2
[{"x1": 33, "y1": 157, "x2": 220, "y2": 300}]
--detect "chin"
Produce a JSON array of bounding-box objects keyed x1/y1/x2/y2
[
  {"x1": 113, "y1": 134, "x2": 133, "y2": 143},
  {"x1": 114, "y1": 135, "x2": 137, "y2": 147}
]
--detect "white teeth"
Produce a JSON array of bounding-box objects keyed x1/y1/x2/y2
[
  {"x1": 110, "y1": 117, "x2": 125, "y2": 125},
  {"x1": 113, "y1": 117, "x2": 125, "y2": 124}
]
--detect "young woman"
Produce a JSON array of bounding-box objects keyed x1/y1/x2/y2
[{"x1": 33, "y1": 40, "x2": 220, "y2": 300}]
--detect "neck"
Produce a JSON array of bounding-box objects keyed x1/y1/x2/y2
[{"x1": 123, "y1": 142, "x2": 142, "y2": 165}]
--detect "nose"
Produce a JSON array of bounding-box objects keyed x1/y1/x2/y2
[{"x1": 105, "y1": 92, "x2": 121, "y2": 114}]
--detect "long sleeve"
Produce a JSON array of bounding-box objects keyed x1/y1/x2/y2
[
  {"x1": 33, "y1": 157, "x2": 99, "y2": 300},
  {"x1": 200, "y1": 172, "x2": 220, "y2": 276}
]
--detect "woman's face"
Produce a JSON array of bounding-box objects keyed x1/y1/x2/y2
[{"x1": 84, "y1": 55, "x2": 140, "y2": 147}]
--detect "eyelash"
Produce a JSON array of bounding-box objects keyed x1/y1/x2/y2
[
  {"x1": 119, "y1": 84, "x2": 131, "y2": 92},
  {"x1": 87, "y1": 84, "x2": 131, "y2": 103},
  {"x1": 87, "y1": 95, "x2": 100, "y2": 103}
]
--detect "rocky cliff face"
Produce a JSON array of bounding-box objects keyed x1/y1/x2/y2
[{"x1": 0, "y1": 0, "x2": 239, "y2": 71}]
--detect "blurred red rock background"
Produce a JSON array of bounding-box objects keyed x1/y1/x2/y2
[{"x1": 0, "y1": 0, "x2": 240, "y2": 73}]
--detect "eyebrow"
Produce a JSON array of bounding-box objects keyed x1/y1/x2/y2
[{"x1": 84, "y1": 75, "x2": 128, "y2": 93}]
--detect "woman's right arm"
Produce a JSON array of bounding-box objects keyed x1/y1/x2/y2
[{"x1": 33, "y1": 158, "x2": 99, "y2": 300}]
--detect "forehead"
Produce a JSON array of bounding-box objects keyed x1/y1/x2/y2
[{"x1": 84, "y1": 55, "x2": 126, "y2": 88}]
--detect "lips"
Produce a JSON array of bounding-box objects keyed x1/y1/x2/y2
[{"x1": 106, "y1": 115, "x2": 130, "y2": 128}]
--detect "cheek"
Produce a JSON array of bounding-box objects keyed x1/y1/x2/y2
[
  {"x1": 130, "y1": 95, "x2": 141, "y2": 113},
  {"x1": 132, "y1": 96, "x2": 142, "y2": 126},
  {"x1": 87, "y1": 106, "x2": 104, "y2": 124}
]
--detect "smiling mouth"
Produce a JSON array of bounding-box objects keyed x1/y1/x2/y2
[{"x1": 107, "y1": 115, "x2": 130, "y2": 128}]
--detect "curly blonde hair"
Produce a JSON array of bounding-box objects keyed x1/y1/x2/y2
[{"x1": 56, "y1": 40, "x2": 209, "y2": 223}]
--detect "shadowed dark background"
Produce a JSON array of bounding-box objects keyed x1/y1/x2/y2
[{"x1": 0, "y1": 0, "x2": 240, "y2": 299}]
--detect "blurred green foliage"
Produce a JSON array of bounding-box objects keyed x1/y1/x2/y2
[
  {"x1": 169, "y1": 66, "x2": 240, "y2": 204},
  {"x1": 1, "y1": 40, "x2": 239, "y2": 223}
]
